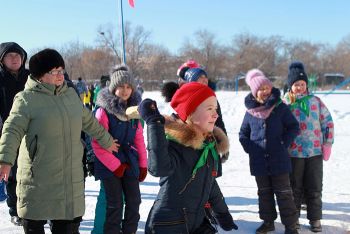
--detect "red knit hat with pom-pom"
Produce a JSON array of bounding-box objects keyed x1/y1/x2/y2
[{"x1": 170, "y1": 82, "x2": 215, "y2": 121}]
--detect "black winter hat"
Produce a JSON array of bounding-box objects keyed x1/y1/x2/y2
[
  {"x1": 287, "y1": 61, "x2": 308, "y2": 89},
  {"x1": 29, "y1": 49, "x2": 65, "y2": 79}
]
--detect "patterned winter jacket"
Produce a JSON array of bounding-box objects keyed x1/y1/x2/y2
[{"x1": 284, "y1": 93, "x2": 334, "y2": 158}]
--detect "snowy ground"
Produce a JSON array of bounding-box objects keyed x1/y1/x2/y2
[{"x1": 1, "y1": 91, "x2": 349, "y2": 234}]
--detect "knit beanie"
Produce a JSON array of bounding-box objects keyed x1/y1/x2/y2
[
  {"x1": 287, "y1": 61, "x2": 308, "y2": 89},
  {"x1": 109, "y1": 65, "x2": 135, "y2": 93},
  {"x1": 29, "y1": 49, "x2": 65, "y2": 79},
  {"x1": 184, "y1": 68, "x2": 208, "y2": 83},
  {"x1": 245, "y1": 69, "x2": 273, "y2": 97},
  {"x1": 170, "y1": 82, "x2": 216, "y2": 121},
  {"x1": 177, "y1": 59, "x2": 200, "y2": 79}
]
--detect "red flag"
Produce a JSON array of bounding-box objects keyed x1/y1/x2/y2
[{"x1": 128, "y1": 0, "x2": 135, "y2": 8}]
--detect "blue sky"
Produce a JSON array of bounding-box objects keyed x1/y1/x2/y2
[{"x1": 1, "y1": 0, "x2": 350, "y2": 55}]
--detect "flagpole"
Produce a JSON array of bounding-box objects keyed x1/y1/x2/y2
[{"x1": 119, "y1": 0, "x2": 127, "y2": 64}]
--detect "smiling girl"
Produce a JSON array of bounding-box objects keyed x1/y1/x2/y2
[
  {"x1": 91, "y1": 65, "x2": 147, "y2": 234},
  {"x1": 138, "y1": 82, "x2": 237, "y2": 233},
  {"x1": 239, "y1": 69, "x2": 300, "y2": 234},
  {"x1": 284, "y1": 61, "x2": 334, "y2": 232}
]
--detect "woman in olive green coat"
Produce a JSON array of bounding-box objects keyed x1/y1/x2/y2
[{"x1": 0, "y1": 49, "x2": 117, "y2": 234}]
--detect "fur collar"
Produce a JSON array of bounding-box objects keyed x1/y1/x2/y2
[
  {"x1": 164, "y1": 115, "x2": 229, "y2": 154},
  {"x1": 95, "y1": 87, "x2": 141, "y2": 121}
]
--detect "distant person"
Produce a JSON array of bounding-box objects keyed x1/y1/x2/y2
[
  {"x1": 76, "y1": 77, "x2": 87, "y2": 101},
  {"x1": 0, "y1": 41, "x2": 29, "y2": 226},
  {"x1": 83, "y1": 88, "x2": 91, "y2": 109},
  {"x1": 139, "y1": 82, "x2": 237, "y2": 233},
  {"x1": 136, "y1": 83, "x2": 144, "y2": 96},
  {"x1": 284, "y1": 61, "x2": 335, "y2": 233},
  {"x1": 0, "y1": 48, "x2": 118, "y2": 234},
  {"x1": 176, "y1": 59, "x2": 200, "y2": 87},
  {"x1": 239, "y1": 69, "x2": 299, "y2": 234}
]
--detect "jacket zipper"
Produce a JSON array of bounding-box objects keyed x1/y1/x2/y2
[{"x1": 178, "y1": 174, "x2": 196, "y2": 195}]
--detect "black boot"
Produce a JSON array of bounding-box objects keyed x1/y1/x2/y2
[
  {"x1": 285, "y1": 224, "x2": 299, "y2": 234},
  {"x1": 309, "y1": 220, "x2": 322, "y2": 232},
  {"x1": 256, "y1": 221, "x2": 275, "y2": 234},
  {"x1": 72, "y1": 222, "x2": 80, "y2": 234}
]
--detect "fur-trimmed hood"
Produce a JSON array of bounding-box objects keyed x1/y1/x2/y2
[
  {"x1": 95, "y1": 87, "x2": 141, "y2": 121},
  {"x1": 164, "y1": 115, "x2": 229, "y2": 154}
]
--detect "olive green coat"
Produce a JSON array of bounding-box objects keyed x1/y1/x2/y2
[{"x1": 0, "y1": 76, "x2": 113, "y2": 220}]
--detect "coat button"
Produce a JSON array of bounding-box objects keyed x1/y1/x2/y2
[{"x1": 264, "y1": 154, "x2": 269, "y2": 158}]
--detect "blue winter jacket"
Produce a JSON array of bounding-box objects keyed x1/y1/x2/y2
[{"x1": 239, "y1": 88, "x2": 299, "y2": 176}]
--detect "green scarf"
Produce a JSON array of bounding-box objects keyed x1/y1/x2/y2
[
  {"x1": 290, "y1": 95, "x2": 312, "y2": 116},
  {"x1": 166, "y1": 135, "x2": 219, "y2": 176},
  {"x1": 192, "y1": 141, "x2": 219, "y2": 176}
]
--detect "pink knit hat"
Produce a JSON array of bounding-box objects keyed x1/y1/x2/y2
[{"x1": 245, "y1": 69, "x2": 273, "y2": 97}]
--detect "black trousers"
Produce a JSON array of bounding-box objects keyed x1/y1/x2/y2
[
  {"x1": 290, "y1": 155, "x2": 323, "y2": 221},
  {"x1": 6, "y1": 159, "x2": 18, "y2": 217},
  {"x1": 102, "y1": 175, "x2": 141, "y2": 234},
  {"x1": 255, "y1": 173, "x2": 298, "y2": 227},
  {"x1": 23, "y1": 219, "x2": 75, "y2": 234}
]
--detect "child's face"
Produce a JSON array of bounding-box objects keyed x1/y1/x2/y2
[
  {"x1": 291, "y1": 80, "x2": 307, "y2": 95},
  {"x1": 115, "y1": 83, "x2": 133, "y2": 101},
  {"x1": 196, "y1": 75, "x2": 208, "y2": 86},
  {"x1": 188, "y1": 96, "x2": 218, "y2": 133},
  {"x1": 256, "y1": 85, "x2": 272, "y2": 103}
]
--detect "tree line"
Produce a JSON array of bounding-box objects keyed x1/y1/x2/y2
[{"x1": 30, "y1": 22, "x2": 350, "y2": 90}]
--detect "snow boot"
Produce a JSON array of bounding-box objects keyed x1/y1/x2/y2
[
  {"x1": 256, "y1": 221, "x2": 275, "y2": 234},
  {"x1": 309, "y1": 220, "x2": 322, "y2": 232},
  {"x1": 285, "y1": 223, "x2": 299, "y2": 234}
]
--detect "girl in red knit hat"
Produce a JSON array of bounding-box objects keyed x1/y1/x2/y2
[{"x1": 138, "y1": 82, "x2": 237, "y2": 233}]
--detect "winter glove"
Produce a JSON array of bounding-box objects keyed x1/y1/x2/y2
[
  {"x1": 322, "y1": 144, "x2": 332, "y2": 161},
  {"x1": 138, "y1": 99, "x2": 164, "y2": 124},
  {"x1": 113, "y1": 163, "x2": 130, "y2": 178},
  {"x1": 220, "y1": 151, "x2": 229, "y2": 163},
  {"x1": 139, "y1": 167, "x2": 147, "y2": 182},
  {"x1": 215, "y1": 211, "x2": 238, "y2": 231}
]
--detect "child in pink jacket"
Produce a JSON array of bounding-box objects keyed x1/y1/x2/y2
[{"x1": 92, "y1": 65, "x2": 147, "y2": 234}]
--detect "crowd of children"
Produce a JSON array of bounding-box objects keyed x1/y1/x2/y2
[{"x1": 0, "y1": 44, "x2": 335, "y2": 234}]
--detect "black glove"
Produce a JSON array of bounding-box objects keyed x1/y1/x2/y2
[
  {"x1": 215, "y1": 211, "x2": 238, "y2": 231},
  {"x1": 220, "y1": 151, "x2": 229, "y2": 163},
  {"x1": 138, "y1": 99, "x2": 164, "y2": 124}
]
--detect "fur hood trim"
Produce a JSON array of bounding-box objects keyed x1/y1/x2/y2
[
  {"x1": 95, "y1": 87, "x2": 141, "y2": 121},
  {"x1": 164, "y1": 115, "x2": 229, "y2": 154}
]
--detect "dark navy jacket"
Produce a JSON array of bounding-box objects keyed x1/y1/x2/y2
[
  {"x1": 94, "y1": 111, "x2": 140, "y2": 180},
  {"x1": 239, "y1": 88, "x2": 299, "y2": 176},
  {"x1": 145, "y1": 120, "x2": 231, "y2": 233}
]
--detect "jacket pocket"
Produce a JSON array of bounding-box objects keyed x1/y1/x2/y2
[
  {"x1": 152, "y1": 220, "x2": 188, "y2": 233},
  {"x1": 29, "y1": 135, "x2": 38, "y2": 161},
  {"x1": 151, "y1": 208, "x2": 189, "y2": 234}
]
